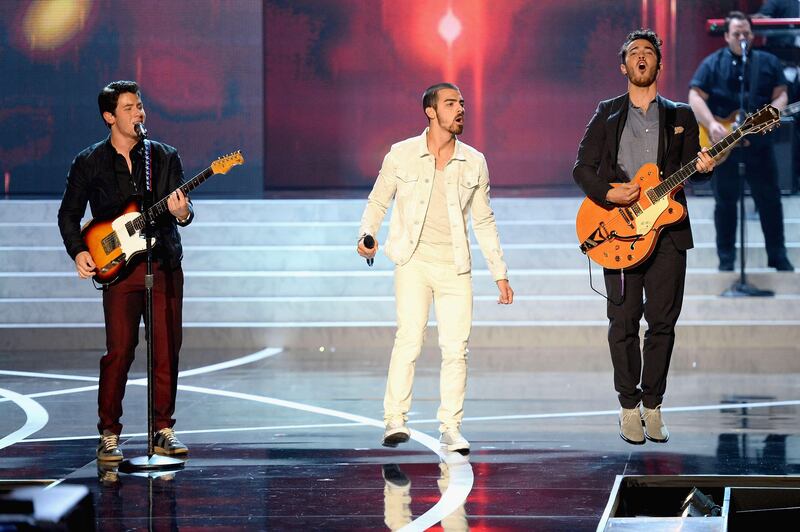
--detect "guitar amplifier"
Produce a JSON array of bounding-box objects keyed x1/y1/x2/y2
[{"x1": 689, "y1": 117, "x2": 797, "y2": 196}]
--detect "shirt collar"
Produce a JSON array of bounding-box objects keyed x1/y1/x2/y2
[
  {"x1": 417, "y1": 127, "x2": 467, "y2": 161},
  {"x1": 628, "y1": 95, "x2": 659, "y2": 113}
]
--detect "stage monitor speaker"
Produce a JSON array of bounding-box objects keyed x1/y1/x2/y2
[{"x1": 0, "y1": 485, "x2": 95, "y2": 531}]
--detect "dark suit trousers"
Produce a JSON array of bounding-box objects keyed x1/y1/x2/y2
[
  {"x1": 712, "y1": 145, "x2": 786, "y2": 262},
  {"x1": 603, "y1": 235, "x2": 686, "y2": 409},
  {"x1": 98, "y1": 259, "x2": 183, "y2": 435}
]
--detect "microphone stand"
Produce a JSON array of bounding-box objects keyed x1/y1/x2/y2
[
  {"x1": 121, "y1": 128, "x2": 185, "y2": 472},
  {"x1": 722, "y1": 41, "x2": 774, "y2": 297}
]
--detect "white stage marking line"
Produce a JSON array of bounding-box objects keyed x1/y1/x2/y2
[
  {"x1": 402, "y1": 399, "x2": 800, "y2": 425},
  {"x1": 153, "y1": 347, "x2": 282, "y2": 380},
  {"x1": 0, "y1": 370, "x2": 98, "y2": 382},
  {"x1": 23, "y1": 421, "x2": 370, "y2": 442},
  {"x1": 0, "y1": 348, "x2": 285, "y2": 401},
  {"x1": 1, "y1": 349, "x2": 472, "y2": 529},
  {"x1": 170, "y1": 383, "x2": 473, "y2": 532},
  {"x1": 0, "y1": 387, "x2": 49, "y2": 451}
]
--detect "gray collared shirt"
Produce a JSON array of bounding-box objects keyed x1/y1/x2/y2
[{"x1": 618, "y1": 99, "x2": 659, "y2": 181}]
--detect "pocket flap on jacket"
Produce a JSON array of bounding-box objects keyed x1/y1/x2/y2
[
  {"x1": 460, "y1": 175, "x2": 478, "y2": 188},
  {"x1": 396, "y1": 170, "x2": 418, "y2": 183}
]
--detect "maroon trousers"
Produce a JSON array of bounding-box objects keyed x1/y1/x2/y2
[{"x1": 99, "y1": 259, "x2": 183, "y2": 435}]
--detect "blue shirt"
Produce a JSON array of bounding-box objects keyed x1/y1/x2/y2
[{"x1": 689, "y1": 47, "x2": 787, "y2": 118}]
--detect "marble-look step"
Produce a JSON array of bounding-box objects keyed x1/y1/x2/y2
[
  {"x1": 2, "y1": 294, "x2": 798, "y2": 324},
  {"x1": 1, "y1": 270, "x2": 798, "y2": 298},
  {"x1": 4, "y1": 219, "x2": 798, "y2": 246},
  {"x1": 2, "y1": 244, "x2": 797, "y2": 272},
  {"x1": 2, "y1": 197, "x2": 799, "y2": 223}
]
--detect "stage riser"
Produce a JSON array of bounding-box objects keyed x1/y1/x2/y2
[
  {"x1": 1, "y1": 246, "x2": 798, "y2": 272},
  {"x1": 1, "y1": 198, "x2": 797, "y2": 351},
  {"x1": 3, "y1": 220, "x2": 798, "y2": 246},
  {"x1": 2, "y1": 271, "x2": 797, "y2": 298},
  {"x1": 1, "y1": 296, "x2": 797, "y2": 324},
  {"x1": 2, "y1": 198, "x2": 800, "y2": 223},
  {"x1": 2, "y1": 326, "x2": 799, "y2": 368}
]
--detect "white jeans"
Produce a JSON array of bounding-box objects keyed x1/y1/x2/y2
[{"x1": 383, "y1": 256, "x2": 473, "y2": 433}]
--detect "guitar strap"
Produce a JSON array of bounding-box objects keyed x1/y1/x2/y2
[
  {"x1": 749, "y1": 51, "x2": 761, "y2": 114},
  {"x1": 660, "y1": 103, "x2": 676, "y2": 175}
]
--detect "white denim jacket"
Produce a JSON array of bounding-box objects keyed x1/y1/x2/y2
[{"x1": 359, "y1": 129, "x2": 508, "y2": 281}]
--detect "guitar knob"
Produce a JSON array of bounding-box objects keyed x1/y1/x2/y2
[
  {"x1": 668, "y1": 208, "x2": 673, "y2": 214},
  {"x1": 627, "y1": 255, "x2": 633, "y2": 261},
  {"x1": 615, "y1": 256, "x2": 620, "y2": 262}
]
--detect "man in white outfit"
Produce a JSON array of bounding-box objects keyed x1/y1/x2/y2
[{"x1": 358, "y1": 83, "x2": 514, "y2": 453}]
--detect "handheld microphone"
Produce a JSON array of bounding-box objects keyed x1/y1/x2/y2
[
  {"x1": 363, "y1": 235, "x2": 375, "y2": 267},
  {"x1": 134, "y1": 122, "x2": 148, "y2": 139},
  {"x1": 739, "y1": 39, "x2": 748, "y2": 63}
]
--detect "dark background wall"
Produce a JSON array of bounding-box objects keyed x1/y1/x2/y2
[{"x1": 1, "y1": 0, "x2": 763, "y2": 197}]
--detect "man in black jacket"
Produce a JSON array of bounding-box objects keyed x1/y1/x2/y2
[
  {"x1": 58, "y1": 80, "x2": 191, "y2": 461},
  {"x1": 573, "y1": 30, "x2": 715, "y2": 445}
]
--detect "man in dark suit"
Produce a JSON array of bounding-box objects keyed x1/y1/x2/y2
[
  {"x1": 58, "y1": 81, "x2": 191, "y2": 462},
  {"x1": 573, "y1": 30, "x2": 715, "y2": 445}
]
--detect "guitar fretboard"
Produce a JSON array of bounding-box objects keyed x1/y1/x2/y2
[
  {"x1": 647, "y1": 128, "x2": 743, "y2": 204},
  {"x1": 127, "y1": 166, "x2": 214, "y2": 234}
]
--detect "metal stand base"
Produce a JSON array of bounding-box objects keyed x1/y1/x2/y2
[
  {"x1": 721, "y1": 282, "x2": 774, "y2": 298},
  {"x1": 120, "y1": 454, "x2": 185, "y2": 472}
]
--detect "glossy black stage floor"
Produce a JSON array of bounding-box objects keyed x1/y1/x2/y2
[{"x1": 2, "y1": 345, "x2": 799, "y2": 530}]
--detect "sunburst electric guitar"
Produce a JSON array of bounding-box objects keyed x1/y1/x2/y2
[
  {"x1": 576, "y1": 106, "x2": 778, "y2": 270},
  {"x1": 700, "y1": 100, "x2": 799, "y2": 164},
  {"x1": 81, "y1": 151, "x2": 244, "y2": 285}
]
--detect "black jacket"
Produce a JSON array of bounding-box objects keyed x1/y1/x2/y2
[
  {"x1": 58, "y1": 137, "x2": 193, "y2": 269},
  {"x1": 572, "y1": 93, "x2": 710, "y2": 251}
]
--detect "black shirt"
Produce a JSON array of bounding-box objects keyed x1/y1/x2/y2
[{"x1": 58, "y1": 137, "x2": 192, "y2": 268}]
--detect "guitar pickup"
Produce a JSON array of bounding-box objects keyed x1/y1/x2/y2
[
  {"x1": 101, "y1": 232, "x2": 121, "y2": 254},
  {"x1": 618, "y1": 208, "x2": 635, "y2": 228}
]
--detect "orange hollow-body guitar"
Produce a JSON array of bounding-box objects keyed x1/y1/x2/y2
[
  {"x1": 576, "y1": 105, "x2": 779, "y2": 270},
  {"x1": 81, "y1": 151, "x2": 244, "y2": 285}
]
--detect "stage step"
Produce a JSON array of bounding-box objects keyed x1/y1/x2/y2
[{"x1": 1, "y1": 197, "x2": 798, "y2": 350}]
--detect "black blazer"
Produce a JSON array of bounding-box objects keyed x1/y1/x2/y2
[
  {"x1": 572, "y1": 93, "x2": 710, "y2": 251},
  {"x1": 58, "y1": 137, "x2": 192, "y2": 268}
]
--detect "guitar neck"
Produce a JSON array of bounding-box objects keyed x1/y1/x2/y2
[
  {"x1": 130, "y1": 166, "x2": 214, "y2": 232},
  {"x1": 650, "y1": 128, "x2": 743, "y2": 202},
  {"x1": 784, "y1": 100, "x2": 800, "y2": 118}
]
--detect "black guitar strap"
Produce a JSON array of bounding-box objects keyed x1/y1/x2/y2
[{"x1": 660, "y1": 103, "x2": 676, "y2": 175}]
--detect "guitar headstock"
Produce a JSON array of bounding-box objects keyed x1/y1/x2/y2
[
  {"x1": 740, "y1": 105, "x2": 780, "y2": 136},
  {"x1": 211, "y1": 150, "x2": 245, "y2": 175}
]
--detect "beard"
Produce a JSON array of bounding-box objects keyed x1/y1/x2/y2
[
  {"x1": 627, "y1": 66, "x2": 658, "y2": 88},
  {"x1": 442, "y1": 116, "x2": 464, "y2": 135}
]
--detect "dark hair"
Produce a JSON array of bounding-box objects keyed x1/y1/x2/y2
[
  {"x1": 619, "y1": 29, "x2": 662, "y2": 67},
  {"x1": 422, "y1": 82, "x2": 460, "y2": 115},
  {"x1": 98, "y1": 80, "x2": 140, "y2": 128},
  {"x1": 724, "y1": 11, "x2": 752, "y2": 32}
]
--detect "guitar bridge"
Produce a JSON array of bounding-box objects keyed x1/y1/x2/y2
[{"x1": 101, "y1": 232, "x2": 121, "y2": 254}]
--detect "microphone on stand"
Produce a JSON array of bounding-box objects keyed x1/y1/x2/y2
[
  {"x1": 739, "y1": 39, "x2": 748, "y2": 64},
  {"x1": 135, "y1": 122, "x2": 148, "y2": 139},
  {"x1": 363, "y1": 235, "x2": 375, "y2": 267}
]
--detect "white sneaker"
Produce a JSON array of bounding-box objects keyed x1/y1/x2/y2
[
  {"x1": 440, "y1": 429, "x2": 470, "y2": 454},
  {"x1": 382, "y1": 420, "x2": 410, "y2": 448}
]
